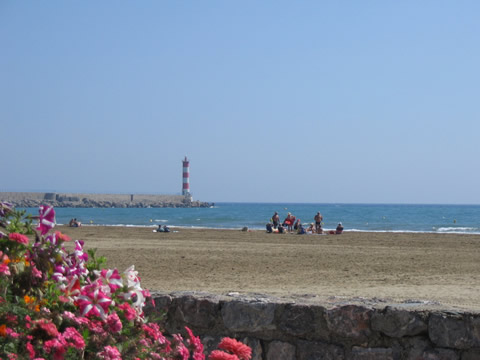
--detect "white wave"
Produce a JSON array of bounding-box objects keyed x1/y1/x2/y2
[
  {"x1": 154, "y1": 219, "x2": 168, "y2": 222},
  {"x1": 435, "y1": 227, "x2": 478, "y2": 233}
]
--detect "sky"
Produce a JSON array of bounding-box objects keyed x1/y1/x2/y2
[{"x1": 1, "y1": 1, "x2": 479, "y2": 204}]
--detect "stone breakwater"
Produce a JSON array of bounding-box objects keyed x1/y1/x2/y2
[
  {"x1": 0, "y1": 192, "x2": 213, "y2": 208},
  {"x1": 146, "y1": 291, "x2": 480, "y2": 360}
]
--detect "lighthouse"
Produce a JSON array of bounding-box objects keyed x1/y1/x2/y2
[{"x1": 182, "y1": 156, "x2": 191, "y2": 199}]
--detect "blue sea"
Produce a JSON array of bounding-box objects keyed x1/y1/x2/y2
[{"x1": 22, "y1": 203, "x2": 480, "y2": 234}]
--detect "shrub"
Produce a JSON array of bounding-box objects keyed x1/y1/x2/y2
[{"x1": 0, "y1": 203, "x2": 250, "y2": 360}]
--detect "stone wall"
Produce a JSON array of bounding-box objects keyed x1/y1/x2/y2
[
  {"x1": 0, "y1": 192, "x2": 213, "y2": 208},
  {"x1": 145, "y1": 291, "x2": 480, "y2": 360}
]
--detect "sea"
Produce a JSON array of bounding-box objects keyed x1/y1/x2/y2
[{"x1": 21, "y1": 203, "x2": 480, "y2": 234}]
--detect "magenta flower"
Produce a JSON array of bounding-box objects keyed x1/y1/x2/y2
[
  {"x1": 142, "y1": 323, "x2": 166, "y2": 344},
  {"x1": 186, "y1": 326, "x2": 205, "y2": 360},
  {"x1": 97, "y1": 345, "x2": 122, "y2": 360},
  {"x1": 77, "y1": 285, "x2": 112, "y2": 319},
  {"x1": 8, "y1": 233, "x2": 29, "y2": 245},
  {"x1": 26, "y1": 341, "x2": 35, "y2": 359},
  {"x1": 31, "y1": 265, "x2": 43, "y2": 279},
  {"x1": 118, "y1": 302, "x2": 137, "y2": 321},
  {"x1": 36, "y1": 205, "x2": 55, "y2": 235},
  {"x1": 0, "y1": 202, "x2": 12, "y2": 217},
  {"x1": 63, "y1": 327, "x2": 85, "y2": 350},
  {"x1": 0, "y1": 263, "x2": 10, "y2": 276},
  {"x1": 96, "y1": 268, "x2": 123, "y2": 292},
  {"x1": 106, "y1": 312, "x2": 123, "y2": 333}
]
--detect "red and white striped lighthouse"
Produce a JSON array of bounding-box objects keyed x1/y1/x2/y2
[{"x1": 182, "y1": 156, "x2": 190, "y2": 196}]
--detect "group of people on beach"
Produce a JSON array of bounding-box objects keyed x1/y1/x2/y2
[
  {"x1": 266, "y1": 211, "x2": 344, "y2": 235},
  {"x1": 68, "y1": 218, "x2": 81, "y2": 227},
  {"x1": 156, "y1": 224, "x2": 171, "y2": 233}
]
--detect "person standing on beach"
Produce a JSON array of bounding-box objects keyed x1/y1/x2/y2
[
  {"x1": 314, "y1": 212, "x2": 323, "y2": 233},
  {"x1": 272, "y1": 212, "x2": 280, "y2": 229}
]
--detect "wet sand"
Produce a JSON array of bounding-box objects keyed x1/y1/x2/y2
[{"x1": 59, "y1": 226, "x2": 480, "y2": 311}]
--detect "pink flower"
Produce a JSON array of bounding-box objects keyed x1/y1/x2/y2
[
  {"x1": 217, "y1": 338, "x2": 251, "y2": 360},
  {"x1": 142, "y1": 323, "x2": 166, "y2": 344},
  {"x1": 208, "y1": 351, "x2": 239, "y2": 360},
  {"x1": 5, "y1": 314, "x2": 17, "y2": 324},
  {"x1": 36, "y1": 205, "x2": 55, "y2": 235},
  {"x1": 186, "y1": 326, "x2": 205, "y2": 360},
  {"x1": 118, "y1": 302, "x2": 137, "y2": 321},
  {"x1": 98, "y1": 345, "x2": 122, "y2": 360},
  {"x1": 6, "y1": 328, "x2": 20, "y2": 338},
  {"x1": 26, "y1": 342, "x2": 35, "y2": 359},
  {"x1": 88, "y1": 319, "x2": 105, "y2": 334},
  {"x1": 8, "y1": 233, "x2": 29, "y2": 245},
  {"x1": 33, "y1": 319, "x2": 59, "y2": 337},
  {"x1": 55, "y1": 231, "x2": 71, "y2": 242},
  {"x1": 96, "y1": 268, "x2": 123, "y2": 292},
  {"x1": 77, "y1": 285, "x2": 112, "y2": 319},
  {"x1": 63, "y1": 327, "x2": 85, "y2": 350},
  {"x1": 62, "y1": 311, "x2": 76, "y2": 320},
  {"x1": 44, "y1": 336, "x2": 67, "y2": 360},
  {"x1": 106, "y1": 312, "x2": 122, "y2": 333},
  {"x1": 0, "y1": 263, "x2": 10, "y2": 276},
  {"x1": 31, "y1": 265, "x2": 43, "y2": 278}
]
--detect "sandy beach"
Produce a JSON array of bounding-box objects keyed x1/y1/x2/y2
[{"x1": 59, "y1": 226, "x2": 480, "y2": 311}]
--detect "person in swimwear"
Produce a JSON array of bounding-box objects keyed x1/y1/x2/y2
[
  {"x1": 294, "y1": 218, "x2": 301, "y2": 231},
  {"x1": 283, "y1": 212, "x2": 295, "y2": 232},
  {"x1": 314, "y1": 212, "x2": 323, "y2": 233},
  {"x1": 336, "y1": 222, "x2": 344, "y2": 234},
  {"x1": 272, "y1": 212, "x2": 280, "y2": 229}
]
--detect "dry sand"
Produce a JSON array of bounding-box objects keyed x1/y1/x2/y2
[{"x1": 59, "y1": 226, "x2": 480, "y2": 311}]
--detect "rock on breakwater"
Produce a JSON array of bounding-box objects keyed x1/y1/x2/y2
[{"x1": 0, "y1": 192, "x2": 213, "y2": 208}]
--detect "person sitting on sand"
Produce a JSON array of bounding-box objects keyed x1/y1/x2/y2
[
  {"x1": 297, "y1": 223, "x2": 306, "y2": 235},
  {"x1": 266, "y1": 223, "x2": 273, "y2": 233},
  {"x1": 336, "y1": 222, "x2": 344, "y2": 234},
  {"x1": 307, "y1": 223, "x2": 315, "y2": 234},
  {"x1": 277, "y1": 224, "x2": 286, "y2": 234},
  {"x1": 293, "y1": 218, "x2": 301, "y2": 231},
  {"x1": 163, "y1": 225, "x2": 170, "y2": 233},
  {"x1": 316, "y1": 223, "x2": 324, "y2": 234},
  {"x1": 70, "y1": 218, "x2": 81, "y2": 227}
]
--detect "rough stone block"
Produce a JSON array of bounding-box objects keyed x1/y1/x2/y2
[
  {"x1": 418, "y1": 348, "x2": 459, "y2": 360},
  {"x1": 266, "y1": 340, "x2": 296, "y2": 360},
  {"x1": 461, "y1": 348, "x2": 480, "y2": 360},
  {"x1": 350, "y1": 347, "x2": 394, "y2": 360},
  {"x1": 327, "y1": 305, "x2": 372, "y2": 343},
  {"x1": 279, "y1": 304, "x2": 316, "y2": 337},
  {"x1": 173, "y1": 295, "x2": 220, "y2": 329},
  {"x1": 222, "y1": 300, "x2": 276, "y2": 332},
  {"x1": 297, "y1": 340, "x2": 345, "y2": 360},
  {"x1": 429, "y1": 313, "x2": 472, "y2": 349},
  {"x1": 371, "y1": 307, "x2": 428, "y2": 338},
  {"x1": 468, "y1": 316, "x2": 480, "y2": 347}
]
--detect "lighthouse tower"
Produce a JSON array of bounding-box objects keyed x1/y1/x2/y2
[{"x1": 182, "y1": 156, "x2": 191, "y2": 199}]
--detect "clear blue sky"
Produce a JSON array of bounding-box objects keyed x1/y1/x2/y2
[{"x1": 1, "y1": 1, "x2": 479, "y2": 204}]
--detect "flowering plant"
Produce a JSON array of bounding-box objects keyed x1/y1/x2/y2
[{"x1": 0, "y1": 204, "x2": 251, "y2": 360}]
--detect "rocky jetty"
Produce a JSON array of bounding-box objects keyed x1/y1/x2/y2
[{"x1": 0, "y1": 192, "x2": 213, "y2": 208}]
